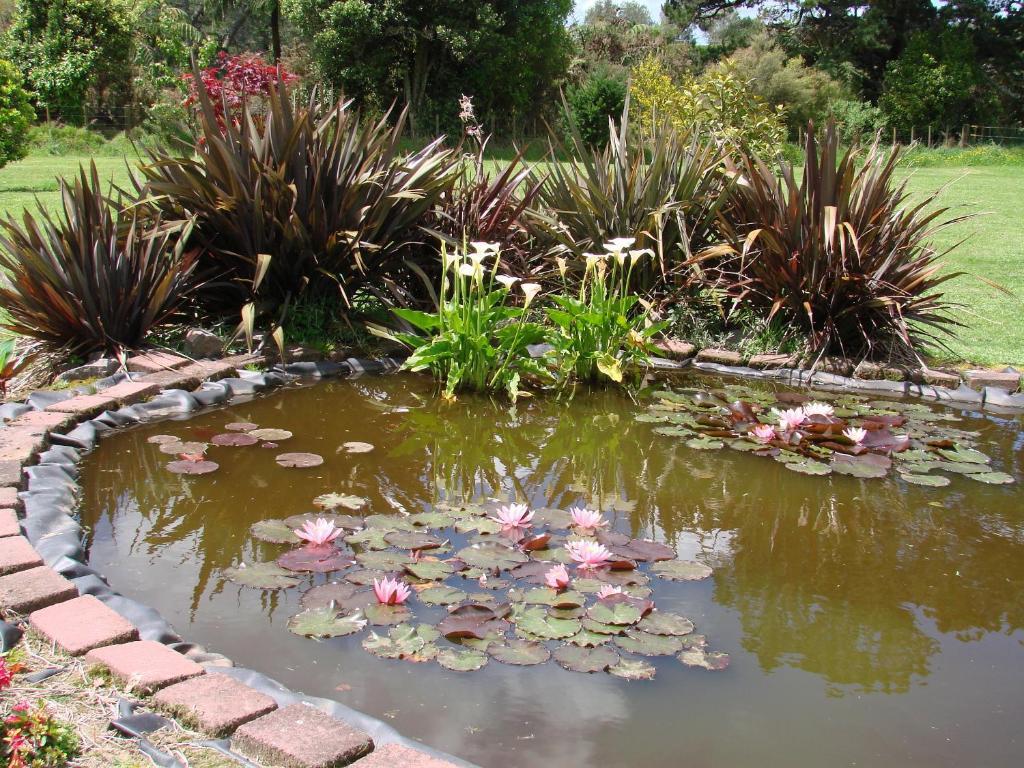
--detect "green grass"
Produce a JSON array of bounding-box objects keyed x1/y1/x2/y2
[{"x1": 0, "y1": 150, "x2": 1020, "y2": 366}]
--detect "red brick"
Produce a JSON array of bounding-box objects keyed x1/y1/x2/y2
[
  {"x1": 749, "y1": 353, "x2": 798, "y2": 369},
  {"x1": 0, "y1": 509, "x2": 19, "y2": 538},
  {"x1": 654, "y1": 339, "x2": 696, "y2": 361},
  {"x1": 695, "y1": 348, "x2": 744, "y2": 366},
  {"x1": 101, "y1": 380, "x2": 161, "y2": 404},
  {"x1": 232, "y1": 703, "x2": 373, "y2": 768},
  {"x1": 9, "y1": 410, "x2": 76, "y2": 434},
  {"x1": 0, "y1": 428, "x2": 47, "y2": 463},
  {"x1": 0, "y1": 566, "x2": 77, "y2": 615},
  {"x1": 0, "y1": 536, "x2": 43, "y2": 575},
  {"x1": 46, "y1": 393, "x2": 119, "y2": 418},
  {"x1": 30, "y1": 595, "x2": 138, "y2": 656},
  {"x1": 963, "y1": 369, "x2": 1020, "y2": 392},
  {"x1": 186, "y1": 360, "x2": 238, "y2": 382},
  {"x1": 922, "y1": 368, "x2": 962, "y2": 388},
  {"x1": 0, "y1": 486, "x2": 18, "y2": 509},
  {"x1": 127, "y1": 352, "x2": 191, "y2": 374},
  {"x1": 153, "y1": 674, "x2": 277, "y2": 737},
  {"x1": 143, "y1": 369, "x2": 203, "y2": 391},
  {"x1": 86, "y1": 640, "x2": 204, "y2": 693},
  {"x1": 352, "y1": 745, "x2": 462, "y2": 768}
]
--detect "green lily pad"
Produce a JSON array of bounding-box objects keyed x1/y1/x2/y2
[
  {"x1": 637, "y1": 611, "x2": 694, "y2": 636},
  {"x1": 386, "y1": 531, "x2": 445, "y2": 551},
  {"x1": 937, "y1": 447, "x2": 989, "y2": 464},
  {"x1": 936, "y1": 461, "x2": 993, "y2": 475},
  {"x1": 275, "y1": 452, "x2": 324, "y2": 468},
  {"x1": 457, "y1": 543, "x2": 529, "y2": 572},
  {"x1": 364, "y1": 603, "x2": 412, "y2": 626},
  {"x1": 356, "y1": 551, "x2": 414, "y2": 571},
  {"x1": 614, "y1": 629, "x2": 684, "y2": 656},
  {"x1": 679, "y1": 649, "x2": 731, "y2": 671},
  {"x1": 404, "y1": 560, "x2": 455, "y2": 581},
  {"x1": 250, "y1": 519, "x2": 297, "y2": 544},
  {"x1": 407, "y1": 512, "x2": 455, "y2": 528},
  {"x1": 250, "y1": 428, "x2": 293, "y2": 441},
  {"x1": 437, "y1": 647, "x2": 489, "y2": 672},
  {"x1": 487, "y1": 639, "x2": 551, "y2": 666},
  {"x1": 223, "y1": 562, "x2": 299, "y2": 590},
  {"x1": 533, "y1": 508, "x2": 573, "y2": 528},
  {"x1": 159, "y1": 441, "x2": 208, "y2": 455},
  {"x1": 899, "y1": 473, "x2": 951, "y2": 487},
  {"x1": 419, "y1": 586, "x2": 468, "y2": 606},
  {"x1": 362, "y1": 624, "x2": 438, "y2": 659},
  {"x1": 608, "y1": 659, "x2": 656, "y2": 680},
  {"x1": 685, "y1": 437, "x2": 724, "y2": 450},
  {"x1": 285, "y1": 512, "x2": 363, "y2": 531},
  {"x1": 513, "y1": 606, "x2": 581, "y2": 639},
  {"x1": 364, "y1": 514, "x2": 417, "y2": 531},
  {"x1": 344, "y1": 568, "x2": 389, "y2": 586},
  {"x1": 300, "y1": 582, "x2": 362, "y2": 611},
  {"x1": 345, "y1": 528, "x2": 390, "y2": 550},
  {"x1": 147, "y1": 434, "x2": 180, "y2": 444},
  {"x1": 313, "y1": 493, "x2": 368, "y2": 511},
  {"x1": 581, "y1": 618, "x2": 625, "y2": 635},
  {"x1": 552, "y1": 644, "x2": 619, "y2": 673},
  {"x1": 651, "y1": 560, "x2": 713, "y2": 581},
  {"x1": 288, "y1": 608, "x2": 367, "y2": 638},
  {"x1": 786, "y1": 459, "x2": 832, "y2": 476},
  {"x1": 342, "y1": 441, "x2": 375, "y2": 453},
  {"x1": 166, "y1": 459, "x2": 219, "y2": 475},
  {"x1": 567, "y1": 629, "x2": 612, "y2": 646},
  {"x1": 455, "y1": 517, "x2": 502, "y2": 535},
  {"x1": 587, "y1": 600, "x2": 643, "y2": 626},
  {"x1": 970, "y1": 471, "x2": 1014, "y2": 485}
]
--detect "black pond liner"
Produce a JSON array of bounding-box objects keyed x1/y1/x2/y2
[{"x1": 16, "y1": 357, "x2": 478, "y2": 768}]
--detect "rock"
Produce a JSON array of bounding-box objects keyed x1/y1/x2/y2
[
  {"x1": 654, "y1": 339, "x2": 696, "y2": 361},
  {"x1": 852, "y1": 360, "x2": 909, "y2": 381},
  {"x1": 748, "y1": 353, "x2": 797, "y2": 369},
  {"x1": 183, "y1": 328, "x2": 224, "y2": 359},
  {"x1": 803, "y1": 356, "x2": 854, "y2": 376},
  {"x1": 54, "y1": 358, "x2": 118, "y2": 384}
]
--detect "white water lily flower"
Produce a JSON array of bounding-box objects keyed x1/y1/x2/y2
[
  {"x1": 520, "y1": 282, "x2": 542, "y2": 307},
  {"x1": 803, "y1": 401, "x2": 835, "y2": 417},
  {"x1": 604, "y1": 237, "x2": 636, "y2": 253},
  {"x1": 495, "y1": 275, "x2": 519, "y2": 289}
]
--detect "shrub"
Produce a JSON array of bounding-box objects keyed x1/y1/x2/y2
[
  {"x1": 709, "y1": 120, "x2": 966, "y2": 361},
  {"x1": 565, "y1": 67, "x2": 628, "y2": 147},
  {"x1": 826, "y1": 98, "x2": 885, "y2": 143},
  {"x1": 526, "y1": 102, "x2": 728, "y2": 299},
  {"x1": 0, "y1": 339, "x2": 33, "y2": 398},
  {"x1": 1, "y1": 702, "x2": 79, "y2": 767},
  {"x1": 136, "y1": 82, "x2": 458, "y2": 338},
  {"x1": 0, "y1": 60, "x2": 33, "y2": 168},
  {"x1": 630, "y1": 55, "x2": 787, "y2": 158},
  {"x1": 0, "y1": 163, "x2": 197, "y2": 356},
  {"x1": 183, "y1": 51, "x2": 299, "y2": 134}
]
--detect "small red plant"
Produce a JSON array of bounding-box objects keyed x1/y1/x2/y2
[
  {"x1": 2, "y1": 702, "x2": 79, "y2": 768},
  {"x1": 184, "y1": 51, "x2": 299, "y2": 133}
]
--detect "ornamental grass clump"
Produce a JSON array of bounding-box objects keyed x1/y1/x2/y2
[
  {"x1": 377, "y1": 242, "x2": 550, "y2": 401},
  {"x1": 709, "y1": 120, "x2": 969, "y2": 361},
  {"x1": 0, "y1": 162, "x2": 197, "y2": 357}
]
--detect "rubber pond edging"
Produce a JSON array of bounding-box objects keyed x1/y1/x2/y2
[{"x1": 8, "y1": 354, "x2": 479, "y2": 768}]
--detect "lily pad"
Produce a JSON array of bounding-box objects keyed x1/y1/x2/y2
[
  {"x1": 277, "y1": 546, "x2": 355, "y2": 573},
  {"x1": 937, "y1": 447, "x2": 989, "y2": 464},
  {"x1": 679, "y1": 649, "x2": 731, "y2": 671},
  {"x1": 407, "y1": 511, "x2": 455, "y2": 528},
  {"x1": 651, "y1": 560, "x2": 713, "y2": 581},
  {"x1": 970, "y1": 471, "x2": 1014, "y2": 485},
  {"x1": 285, "y1": 512, "x2": 363, "y2": 531},
  {"x1": 225, "y1": 422, "x2": 258, "y2": 431},
  {"x1": 211, "y1": 432, "x2": 259, "y2": 447},
  {"x1": 250, "y1": 428, "x2": 293, "y2": 441},
  {"x1": 614, "y1": 629, "x2": 684, "y2": 656},
  {"x1": 146, "y1": 434, "x2": 179, "y2": 444},
  {"x1": 587, "y1": 599, "x2": 643, "y2": 627},
  {"x1": 552, "y1": 644, "x2": 619, "y2": 673},
  {"x1": 166, "y1": 460, "x2": 219, "y2": 475},
  {"x1": 580, "y1": 618, "x2": 625, "y2": 635},
  {"x1": 567, "y1": 629, "x2": 612, "y2": 647},
  {"x1": 436, "y1": 647, "x2": 488, "y2": 672},
  {"x1": 223, "y1": 562, "x2": 299, "y2": 590},
  {"x1": 356, "y1": 551, "x2": 414, "y2": 571},
  {"x1": 300, "y1": 582, "x2": 361, "y2": 611},
  {"x1": 609, "y1": 539, "x2": 675, "y2": 563},
  {"x1": 364, "y1": 603, "x2": 412, "y2": 626},
  {"x1": 403, "y1": 560, "x2": 455, "y2": 581},
  {"x1": 344, "y1": 529, "x2": 390, "y2": 550},
  {"x1": 313, "y1": 493, "x2": 368, "y2": 511},
  {"x1": 437, "y1": 604, "x2": 509, "y2": 640},
  {"x1": 386, "y1": 531, "x2": 445, "y2": 551},
  {"x1": 608, "y1": 659, "x2": 657, "y2": 680},
  {"x1": 456, "y1": 543, "x2": 529, "y2": 572},
  {"x1": 899, "y1": 473, "x2": 951, "y2": 487},
  {"x1": 363, "y1": 625, "x2": 438, "y2": 660},
  {"x1": 288, "y1": 608, "x2": 366, "y2": 638},
  {"x1": 275, "y1": 452, "x2": 324, "y2": 468},
  {"x1": 637, "y1": 611, "x2": 694, "y2": 636},
  {"x1": 512, "y1": 606, "x2": 580, "y2": 639},
  {"x1": 685, "y1": 437, "x2": 724, "y2": 450},
  {"x1": 159, "y1": 441, "x2": 208, "y2": 455},
  {"x1": 419, "y1": 586, "x2": 468, "y2": 606},
  {"x1": 250, "y1": 518, "x2": 297, "y2": 544},
  {"x1": 342, "y1": 441, "x2": 375, "y2": 453},
  {"x1": 785, "y1": 459, "x2": 831, "y2": 476},
  {"x1": 488, "y1": 639, "x2": 550, "y2": 666}
]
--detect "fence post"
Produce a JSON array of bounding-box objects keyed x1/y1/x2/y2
[
  {"x1": 927, "y1": 126, "x2": 932, "y2": 148},
  {"x1": 960, "y1": 124, "x2": 968, "y2": 147},
  {"x1": 910, "y1": 126, "x2": 915, "y2": 143},
  {"x1": 892, "y1": 127, "x2": 897, "y2": 145}
]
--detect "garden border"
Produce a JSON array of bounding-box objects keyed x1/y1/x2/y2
[{"x1": 0, "y1": 351, "x2": 477, "y2": 768}]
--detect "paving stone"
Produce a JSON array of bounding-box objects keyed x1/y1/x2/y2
[
  {"x1": 101, "y1": 379, "x2": 161, "y2": 404},
  {"x1": 695, "y1": 347, "x2": 744, "y2": 366},
  {"x1": 808, "y1": 356, "x2": 855, "y2": 376},
  {"x1": 29, "y1": 595, "x2": 138, "y2": 656},
  {"x1": 127, "y1": 352, "x2": 191, "y2": 374},
  {"x1": 9, "y1": 410, "x2": 77, "y2": 434},
  {"x1": 963, "y1": 369, "x2": 1020, "y2": 392},
  {"x1": 0, "y1": 428, "x2": 48, "y2": 463},
  {"x1": 748, "y1": 353, "x2": 797, "y2": 369},
  {"x1": 86, "y1": 640, "x2": 204, "y2": 693},
  {"x1": 352, "y1": 744, "x2": 462, "y2": 768},
  {"x1": 0, "y1": 486, "x2": 19, "y2": 509},
  {"x1": 232, "y1": 703, "x2": 373, "y2": 768},
  {"x1": 921, "y1": 368, "x2": 962, "y2": 388},
  {"x1": 852, "y1": 360, "x2": 909, "y2": 381},
  {"x1": 153, "y1": 673, "x2": 277, "y2": 736},
  {"x1": 0, "y1": 460, "x2": 22, "y2": 489},
  {"x1": 187, "y1": 360, "x2": 238, "y2": 382},
  {"x1": 45, "y1": 393, "x2": 120, "y2": 419},
  {"x1": 0, "y1": 536, "x2": 43, "y2": 575},
  {"x1": 653, "y1": 339, "x2": 696, "y2": 361},
  {"x1": 0, "y1": 509, "x2": 21, "y2": 538},
  {"x1": 0, "y1": 566, "x2": 78, "y2": 615}
]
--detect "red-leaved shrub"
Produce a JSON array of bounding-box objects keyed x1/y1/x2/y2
[{"x1": 184, "y1": 51, "x2": 298, "y2": 133}]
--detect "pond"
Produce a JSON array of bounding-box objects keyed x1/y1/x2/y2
[{"x1": 78, "y1": 372, "x2": 1024, "y2": 767}]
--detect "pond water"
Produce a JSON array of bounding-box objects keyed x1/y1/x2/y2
[{"x1": 78, "y1": 373, "x2": 1024, "y2": 767}]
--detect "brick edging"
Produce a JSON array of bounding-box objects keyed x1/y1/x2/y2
[{"x1": 1, "y1": 350, "x2": 473, "y2": 768}]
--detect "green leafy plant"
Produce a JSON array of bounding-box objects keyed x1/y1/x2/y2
[
  {"x1": 564, "y1": 66, "x2": 628, "y2": 147},
  {"x1": 1, "y1": 701, "x2": 80, "y2": 768},
  {"x1": 0, "y1": 163, "x2": 198, "y2": 357},
  {"x1": 545, "y1": 238, "x2": 667, "y2": 389},
  {"x1": 0, "y1": 60, "x2": 34, "y2": 169},
  {"x1": 136, "y1": 80, "x2": 457, "y2": 341},
  {"x1": 0, "y1": 339, "x2": 33, "y2": 398},
  {"x1": 527, "y1": 100, "x2": 728, "y2": 300},
  {"x1": 374, "y1": 243, "x2": 550, "y2": 401},
  {"x1": 709, "y1": 120, "x2": 971, "y2": 361}
]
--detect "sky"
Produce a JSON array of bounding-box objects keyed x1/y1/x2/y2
[{"x1": 571, "y1": 0, "x2": 666, "y2": 24}]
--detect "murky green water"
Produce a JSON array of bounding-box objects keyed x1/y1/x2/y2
[{"x1": 79, "y1": 373, "x2": 1024, "y2": 767}]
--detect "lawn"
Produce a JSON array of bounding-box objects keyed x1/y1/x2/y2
[{"x1": 0, "y1": 153, "x2": 1020, "y2": 366}]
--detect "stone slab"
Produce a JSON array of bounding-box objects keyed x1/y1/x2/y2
[
  {"x1": 86, "y1": 640, "x2": 204, "y2": 693},
  {"x1": 654, "y1": 339, "x2": 696, "y2": 361},
  {"x1": 695, "y1": 348, "x2": 744, "y2": 366},
  {"x1": 127, "y1": 352, "x2": 191, "y2": 374},
  {"x1": 0, "y1": 460, "x2": 22, "y2": 489},
  {"x1": 0, "y1": 536, "x2": 43, "y2": 575},
  {"x1": 748, "y1": 353, "x2": 797, "y2": 369},
  {"x1": 153, "y1": 673, "x2": 277, "y2": 737},
  {"x1": 963, "y1": 369, "x2": 1020, "y2": 392},
  {"x1": 0, "y1": 428, "x2": 47, "y2": 464},
  {"x1": 232, "y1": 703, "x2": 373, "y2": 768},
  {"x1": 352, "y1": 745, "x2": 462, "y2": 768},
  {"x1": 45, "y1": 393, "x2": 120, "y2": 419},
  {"x1": 0, "y1": 566, "x2": 78, "y2": 615},
  {"x1": 101, "y1": 380, "x2": 161, "y2": 404},
  {"x1": 30, "y1": 595, "x2": 138, "y2": 656},
  {"x1": 0, "y1": 509, "x2": 21, "y2": 538},
  {"x1": 9, "y1": 410, "x2": 77, "y2": 434},
  {"x1": 921, "y1": 368, "x2": 962, "y2": 388},
  {"x1": 0, "y1": 486, "x2": 19, "y2": 510}
]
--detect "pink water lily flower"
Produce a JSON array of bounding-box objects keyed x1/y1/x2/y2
[
  {"x1": 373, "y1": 576, "x2": 411, "y2": 606},
  {"x1": 844, "y1": 427, "x2": 868, "y2": 444},
  {"x1": 774, "y1": 407, "x2": 807, "y2": 432},
  {"x1": 749, "y1": 424, "x2": 776, "y2": 444},
  {"x1": 294, "y1": 518, "x2": 343, "y2": 547},
  {"x1": 597, "y1": 584, "x2": 624, "y2": 599},
  {"x1": 569, "y1": 507, "x2": 608, "y2": 531},
  {"x1": 544, "y1": 563, "x2": 571, "y2": 591},
  {"x1": 803, "y1": 401, "x2": 835, "y2": 417},
  {"x1": 490, "y1": 503, "x2": 534, "y2": 532},
  {"x1": 565, "y1": 539, "x2": 613, "y2": 570}
]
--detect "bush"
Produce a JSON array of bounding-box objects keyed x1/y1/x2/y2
[
  {"x1": 0, "y1": 163, "x2": 197, "y2": 356},
  {"x1": 826, "y1": 98, "x2": 885, "y2": 143},
  {"x1": 630, "y1": 55, "x2": 786, "y2": 158},
  {"x1": 565, "y1": 67, "x2": 628, "y2": 147},
  {"x1": 183, "y1": 52, "x2": 299, "y2": 134},
  {"x1": 136, "y1": 81, "x2": 458, "y2": 336},
  {"x1": 0, "y1": 60, "x2": 33, "y2": 168},
  {"x1": 709, "y1": 121, "x2": 966, "y2": 361},
  {"x1": 526, "y1": 102, "x2": 729, "y2": 299}
]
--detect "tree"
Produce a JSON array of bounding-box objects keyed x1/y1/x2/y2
[
  {"x1": 5, "y1": 0, "x2": 133, "y2": 124},
  {"x1": 0, "y1": 59, "x2": 33, "y2": 166},
  {"x1": 585, "y1": 0, "x2": 655, "y2": 26}
]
